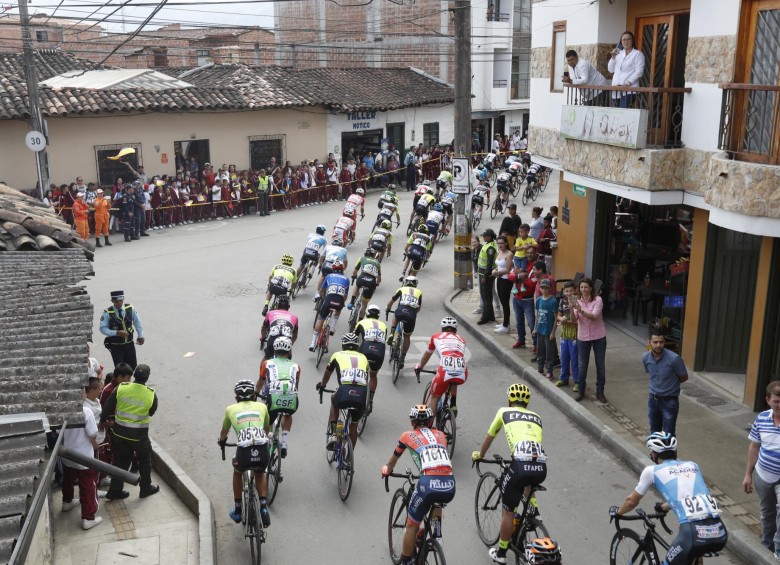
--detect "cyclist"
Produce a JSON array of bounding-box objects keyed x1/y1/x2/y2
[
  {"x1": 436, "y1": 169, "x2": 453, "y2": 195},
  {"x1": 378, "y1": 184, "x2": 399, "y2": 210},
  {"x1": 316, "y1": 332, "x2": 369, "y2": 450},
  {"x1": 309, "y1": 260, "x2": 350, "y2": 351},
  {"x1": 412, "y1": 182, "x2": 430, "y2": 210},
  {"x1": 333, "y1": 208, "x2": 357, "y2": 246},
  {"x1": 474, "y1": 163, "x2": 489, "y2": 185},
  {"x1": 380, "y1": 405, "x2": 456, "y2": 565},
  {"x1": 316, "y1": 236, "x2": 349, "y2": 292},
  {"x1": 401, "y1": 224, "x2": 431, "y2": 280},
  {"x1": 256, "y1": 337, "x2": 300, "y2": 458},
  {"x1": 385, "y1": 275, "x2": 423, "y2": 366},
  {"x1": 297, "y1": 225, "x2": 327, "y2": 280},
  {"x1": 376, "y1": 199, "x2": 401, "y2": 230},
  {"x1": 412, "y1": 186, "x2": 436, "y2": 224},
  {"x1": 343, "y1": 187, "x2": 365, "y2": 218},
  {"x1": 355, "y1": 304, "x2": 387, "y2": 412},
  {"x1": 348, "y1": 248, "x2": 382, "y2": 319},
  {"x1": 262, "y1": 254, "x2": 297, "y2": 317},
  {"x1": 484, "y1": 151, "x2": 498, "y2": 172},
  {"x1": 218, "y1": 380, "x2": 271, "y2": 527},
  {"x1": 425, "y1": 203, "x2": 446, "y2": 248},
  {"x1": 440, "y1": 188, "x2": 456, "y2": 234},
  {"x1": 370, "y1": 219, "x2": 394, "y2": 261},
  {"x1": 471, "y1": 384, "x2": 547, "y2": 565},
  {"x1": 611, "y1": 433, "x2": 728, "y2": 565},
  {"x1": 471, "y1": 182, "x2": 490, "y2": 218},
  {"x1": 415, "y1": 317, "x2": 467, "y2": 416},
  {"x1": 259, "y1": 294, "x2": 298, "y2": 360},
  {"x1": 495, "y1": 171, "x2": 512, "y2": 208},
  {"x1": 525, "y1": 164, "x2": 540, "y2": 192}
]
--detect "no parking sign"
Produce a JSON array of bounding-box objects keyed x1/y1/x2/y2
[{"x1": 452, "y1": 158, "x2": 470, "y2": 194}]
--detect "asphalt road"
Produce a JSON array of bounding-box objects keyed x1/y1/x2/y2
[{"x1": 83, "y1": 182, "x2": 740, "y2": 564}]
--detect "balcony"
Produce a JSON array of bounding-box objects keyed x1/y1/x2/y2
[
  {"x1": 487, "y1": 12, "x2": 510, "y2": 22},
  {"x1": 718, "y1": 83, "x2": 780, "y2": 165}
]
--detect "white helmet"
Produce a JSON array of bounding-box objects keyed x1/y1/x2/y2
[
  {"x1": 273, "y1": 336, "x2": 293, "y2": 353},
  {"x1": 440, "y1": 317, "x2": 458, "y2": 330},
  {"x1": 646, "y1": 432, "x2": 677, "y2": 453},
  {"x1": 356, "y1": 188, "x2": 365, "y2": 196}
]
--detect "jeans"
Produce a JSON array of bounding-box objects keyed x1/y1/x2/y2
[
  {"x1": 648, "y1": 395, "x2": 679, "y2": 436},
  {"x1": 132, "y1": 209, "x2": 146, "y2": 236},
  {"x1": 536, "y1": 333, "x2": 555, "y2": 374},
  {"x1": 559, "y1": 338, "x2": 579, "y2": 384},
  {"x1": 406, "y1": 163, "x2": 416, "y2": 191},
  {"x1": 754, "y1": 471, "x2": 780, "y2": 551},
  {"x1": 512, "y1": 257, "x2": 527, "y2": 271},
  {"x1": 496, "y1": 278, "x2": 513, "y2": 327},
  {"x1": 577, "y1": 336, "x2": 606, "y2": 393},
  {"x1": 512, "y1": 298, "x2": 536, "y2": 345}
]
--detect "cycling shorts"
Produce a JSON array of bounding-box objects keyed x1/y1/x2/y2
[
  {"x1": 501, "y1": 459, "x2": 547, "y2": 512},
  {"x1": 430, "y1": 367, "x2": 468, "y2": 397},
  {"x1": 370, "y1": 238, "x2": 387, "y2": 252},
  {"x1": 395, "y1": 306, "x2": 418, "y2": 334},
  {"x1": 496, "y1": 183, "x2": 509, "y2": 193},
  {"x1": 232, "y1": 444, "x2": 269, "y2": 473},
  {"x1": 268, "y1": 283, "x2": 290, "y2": 296},
  {"x1": 259, "y1": 384, "x2": 299, "y2": 421},
  {"x1": 415, "y1": 205, "x2": 429, "y2": 219},
  {"x1": 359, "y1": 341, "x2": 386, "y2": 372},
  {"x1": 300, "y1": 249, "x2": 319, "y2": 266},
  {"x1": 332, "y1": 384, "x2": 368, "y2": 421},
  {"x1": 407, "y1": 475, "x2": 456, "y2": 526},
  {"x1": 442, "y1": 203, "x2": 453, "y2": 216},
  {"x1": 318, "y1": 294, "x2": 345, "y2": 318},
  {"x1": 355, "y1": 274, "x2": 378, "y2": 298},
  {"x1": 425, "y1": 221, "x2": 439, "y2": 237},
  {"x1": 407, "y1": 245, "x2": 426, "y2": 270},
  {"x1": 321, "y1": 265, "x2": 334, "y2": 276},
  {"x1": 665, "y1": 519, "x2": 728, "y2": 565},
  {"x1": 471, "y1": 195, "x2": 484, "y2": 207}
]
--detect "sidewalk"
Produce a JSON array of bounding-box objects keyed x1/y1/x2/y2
[{"x1": 447, "y1": 288, "x2": 769, "y2": 565}]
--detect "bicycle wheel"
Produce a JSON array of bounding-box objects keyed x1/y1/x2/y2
[
  {"x1": 521, "y1": 186, "x2": 530, "y2": 206},
  {"x1": 407, "y1": 216, "x2": 416, "y2": 237},
  {"x1": 531, "y1": 184, "x2": 539, "y2": 201},
  {"x1": 325, "y1": 425, "x2": 336, "y2": 465},
  {"x1": 315, "y1": 321, "x2": 329, "y2": 368},
  {"x1": 490, "y1": 199, "x2": 500, "y2": 220},
  {"x1": 337, "y1": 434, "x2": 354, "y2": 501},
  {"x1": 439, "y1": 407, "x2": 456, "y2": 457},
  {"x1": 266, "y1": 441, "x2": 281, "y2": 506},
  {"x1": 421, "y1": 538, "x2": 447, "y2": 565},
  {"x1": 292, "y1": 276, "x2": 303, "y2": 299},
  {"x1": 609, "y1": 528, "x2": 652, "y2": 565},
  {"x1": 472, "y1": 209, "x2": 482, "y2": 230},
  {"x1": 357, "y1": 406, "x2": 369, "y2": 437},
  {"x1": 489, "y1": 171, "x2": 497, "y2": 188},
  {"x1": 392, "y1": 327, "x2": 403, "y2": 384},
  {"x1": 514, "y1": 517, "x2": 551, "y2": 564},
  {"x1": 387, "y1": 488, "x2": 407, "y2": 564},
  {"x1": 248, "y1": 494, "x2": 263, "y2": 565},
  {"x1": 511, "y1": 178, "x2": 522, "y2": 197},
  {"x1": 474, "y1": 472, "x2": 502, "y2": 546},
  {"x1": 540, "y1": 171, "x2": 550, "y2": 193}
]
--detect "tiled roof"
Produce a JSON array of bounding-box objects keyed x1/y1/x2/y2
[{"x1": 0, "y1": 51, "x2": 454, "y2": 119}]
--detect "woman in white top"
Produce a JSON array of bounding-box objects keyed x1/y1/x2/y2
[
  {"x1": 492, "y1": 235, "x2": 515, "y2": 333},
  {"x1": 608, "y1": 31, "x2": 645, "y2": 108}
]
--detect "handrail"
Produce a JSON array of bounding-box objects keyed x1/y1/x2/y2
[
  {"x1": 566, "y1": 84, "x2": 692, "y2": 94},
  {"x1": 718, "y1": 83, "x2": 780, "y2": 165},
  {"x1": 718, "y1": 83, "x2": 780, "y2": 92}
]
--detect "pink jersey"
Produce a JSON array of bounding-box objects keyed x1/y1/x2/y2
[
  {"x1": 265, "y1": 310, "x2": 299, "y2": 337},
  {"x1": 427, "y1": 332, "x2": 467, "y2": 372},
  {"x1": 415, "y1": 184, "x2": 429, "y2": 195}
]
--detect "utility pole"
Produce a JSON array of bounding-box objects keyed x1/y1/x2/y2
[
  {"x1": 453, "y1": 0, "x2": 472, "y2": 290},
  {"x1": 19, "y1": 0, "x2": 48, "y2": 199}
]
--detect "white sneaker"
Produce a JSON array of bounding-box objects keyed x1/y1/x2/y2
[
  {"x1": 472, "y1": 308, "x2": 483, "y2": 314},
  {"x1": 494, "y1": 326, "x2": 509, "y2": 333},
  {"x1": 488, "y1": 547, "x2": 507, "y2": 564},
  {"x1": 99, "y1": 477, "x2": 110, "y2": 487},
  {"x1": 97, "y1": 490, "x2": 108, "y2": 498},
  {"x1": 217, "y1": 217, "x2": 223, "y2": 220},
  {"x1": 82, "y1": 516, "x2": 103, "y2": 530},
  {"x1": 62, "y1": 500, "x2": 80, "y2": 512}
]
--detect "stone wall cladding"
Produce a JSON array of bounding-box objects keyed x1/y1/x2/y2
[
  {"x1": 706, "y1": 153, "x2": 780, "y2": 218},
  {"x1": 531, "y1": 47, "x2": 551, "y2": 79},
  {"x1": 528, "y1": 124, "x2": 562, "y2": 161},
  {"x1": 684, "y1": 35, "x2": 737, "y2": 84}
]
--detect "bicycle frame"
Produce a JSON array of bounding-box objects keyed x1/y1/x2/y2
[
  {"x1": 610, "y1": 509, "x2": 674, "y2": 565},
  {"x1": 220, "y1": 442, "x2": 266, "y2": 559}
]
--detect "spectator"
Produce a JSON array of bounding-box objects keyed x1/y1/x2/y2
[
  {"x1": 43, "y1": 189, "x2": 54, "y2": 208},
  {"x1": 533, "y1": 279, "x2": 558, "y2": 380},
  {"x1": 62, "y1": 403, "x2": 102, "y2": 530},
  {"x1": 72, "y1": 192, "x2": 89, "y2": 241},
  {"x1": 531, "y1": 260, "x2": 558, "y2": 364},
  {"x1": 562, "y1": 49, "x2": 608, "y2": 105},
  {"x1": 571, "y1": 277, "x2": 607, "y2": 403},
  {"x1": 537, "y1": 216, "x2": 557, "y2": 274},
  {"x1": 529, "y1": 206, "x2": 544, "y2": 240},
  {"x1": 476, "y1": 228, "x2": 498, "y2": 325},
  {"x1": 404, "y1": 146, "x2": 416, "y2": 191},
  {"x1": 513, "y1": 223, "x2": 536, "y2": 270},
  {"x1": 642, "y1": 326, "x2": 688, "y2": 436},
  {"x1": 486, "y1": 1, "x2": 494, "y2": 21},
  {"x1": 508, "y1": 246, "x2": 538, "y2": 350},
  {"x1": 492, "y1": 235, "x2": 515, "y2": 333},
  {"x1": 555, "y1": 281, "x2": 579, "y2": 389},
  {"x1": 608, "y1": 31, "x2": 645, "y2": 108},
  {"x1": 499, "y1": 202, "x2": 522, "y2": 252},
  {"x1": 549, "y1": 205, "x2": 559, "y2": 235},
  {"x1": 471, "y1": 235, "x2": 481, "y2": 281},
  {"x1": 744, "y1": 380, "x2": 780, "y2": 558}
]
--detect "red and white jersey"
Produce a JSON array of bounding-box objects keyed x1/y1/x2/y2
[
  {"x1": 342, "y1": 202, "x2": 359, "y2": 217},
  {"x1": 347, "y1": 194, "x2": 364, "y2": 207},
  {"x1": 427, "y1": 332, "x2": 467, "y2": 374},
  {"x1": 415, "y1": 184, "x2": 430, "y2": 196},
  {"x1": 335, "y1": 216, "x2": 355, "y2": 232}
]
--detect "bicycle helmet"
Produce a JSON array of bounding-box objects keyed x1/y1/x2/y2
[
  {"x1": 356, "y1": 188, "x2": 365, "y2": 196},
  {"x1": 387, "y1": 184, "x2": 396, "y2": 191},
  {"x1": 433, "y1": 203, "x2": 443, "y2": 212},
  {"x1": 404, "y1": 275, "x2": 418, "y2": 287},
  {"x1": 275, "y1": 294, "x2": 291, "y2": 310},
  {"x1": 331, "y1": 235, "x2": 344, "y2": 246},
  {"x1": 316, "y1": 224, "x2": 326, "y2": 235},
  {"x1": 436, "y1": 178, "x2": 447, "y2": 189},
  {"x1": 427, "y1": 187, "x2": 435, "y2": 195},
  {"x1": 273, "y1": 336, "x2": 293, "y2": 354},
  {"x1": 365, "y1": 304, "x2": 381, "y2": 318},
  {"x1": 646, "y1": 432, "x2": 677, "y2": 454},
  {"x1": 381, "y1": 220, "x2": 392, "y2": 230},
  {"x1": 281, "y1": 254, "x2": 294, "y2": 267},
  {"x1": 417, "y1": 225, "x2": 429, "y2": 235},
  {"x1": 440, "y1": 316, "x2": 458, "y2": 331},
  {"x1": 341, "y1": 332, "x2": 360, "y2": 350},
  {"x1": 477, "y1": 163, "x2": 485, "y2": 170},
  {"x1": 507, "y1": 383, "x2": 531, "y2": 405},
  {"x1": 331, "y1": 259, "x2": 344, "y2": 272},
  {"x1": 364, "y1": 248, "x2": 376, "y2": 258},
  {"x1": 409, "y1": 404, "x2": 434, "y2": 426},
  {"x1": 344, "y1": 208, "x2": 356, "y2": 218},
  {"x1": 234, "y1": 379, "x2": 256, "y2": 400},
  {"x1": 524, "y1": 538, "x2": 562, "y2": 564}
]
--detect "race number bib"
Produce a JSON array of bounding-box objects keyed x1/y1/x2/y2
[
  {"x1": 341, "y1": 367, "x2": 368, "y2": 386},
  {"x1": 237, "y1": 426, "x2": 268, "y2": 447},
  {"x1": 363, "y1": 327, "x2": 386, "y2": 342},
  {"x1": 269, "y1": 323, "x2": 293, "y2": 338},
  {"x1": 682, "y1": 494, "x2": 720, "y2": 521},
  {"x1": 362, "y1": 263, "x2": 380, "y2": 277},
  {"x1": 272, "y1": 275, "x2": 291, "y2": 289},
  {"x1": 399, "y1": 293, "x2": 420, "y2": 308},
  {"x1": 327, "y1": 283, "x2": 347, "y2": 297},
  {"x1": 412, "y1": 237, "x2": 427, "y2": 247},
  {"x1": 306, "y1": 239, "x2": 321, "y2": 250},
  {"x1": 513, "y1": 440, "x2": 547, "y2": 462},
  {"x1": 324, "y1": 253, "x2": 339, "y2": 265},
  {"x1": 441, "y1": 355, "x2": 465, "y2": 371},
  {"x1": 419, "y1": 444, "x2": 451, "y2": 471}
]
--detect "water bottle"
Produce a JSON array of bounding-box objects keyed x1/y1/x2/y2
[
  {"x1": 512, "y1": 510, "x2": 521, "y2": 532},
  {"x1": 336, "y1": 420, "x2": 344, "y2": 436},
  {"x1": 431, "y1": 506, "x2": 443, "y2": 538}
]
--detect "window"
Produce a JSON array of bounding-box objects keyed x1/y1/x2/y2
[
  {"x1": 510, "y1": 0, "x2": 531, "y2": 100},
  {"x1": 196, "y1": 49, "x2": 211, "y2": 66},
  {"x1": 423, "y1": 123, "x2": 439, "y2": 146},
  {"x1": 35, "y1": 30, "x2": 49, "y2": 42},
  {"x1": 249, "y1": 135, "x2": 285, "y2": 170},
  {"x1": 94, "y1": 143, "x2": 142, "y2": 188},
  {"x1": 550, "y1": 21, "x2": 566, "y2": 92},
  {"x1": 153, "y1": 49, "x2": 168, "y2": 68}
]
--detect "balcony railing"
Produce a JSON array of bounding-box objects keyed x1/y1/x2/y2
[
  {"x1": 493, "y1": 79, "x2": 507, "y2": 88},
  {"x1": 487, "y1": 12, "x2": 509, "y2": 22},
  {"x1": 718, "y1": 83, "x2": 780, "y2": 165},
  {"x1": 565, "y1": 84, "x2": 691, "y2": 149}
]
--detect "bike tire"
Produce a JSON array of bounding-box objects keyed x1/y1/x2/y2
[
  {"x1": 531, "y1": 184, "x2": 538, "y2": 201},
  {"x1": 337, "y1": 434, "x2": 354, "y2": 501},
  {"x1": 521, "y1": 187, "x2": 530, "y2": 206},
  {"x1": 439, "y1": 407, "x2": 456, "y2": 457},
  {"x1": 472, "y1": 210, "x2": 482, "y2": 231},
  {"x1": 315, "y1": 324, "x2": 328, "y2": 368},
  {"x1": 387, "y1": 488, "x2": 407, "y2": 564},
  {"x1": 609, "y1": 527, "x2": 651, "y2": 565},
  {"x1": 421, "y1": 538, "x2": 447, "y2": 565},
  {"x1": 357, "y1": 406, "x2": 369, "y2": 437},
  {"x1": 325, "y1": 425, "x2": 335, "y2": 465},
  {"x1": 348, "y1": 305, "x2": 359, "y2": 333},
  {"x1": 540, "y1": 171, "x2": 550, "y2": 193},
  {"x1": 490, "y1": 199, "x2": 500, "y2": 220},
  {"x1": 391, "y1": 327, "x2": 403, "y2": 384},
  {"x1": 474, "y1": 472, "x2": 502, "y2": 546},
  {"x1": 291, "y1": 278, "x2": 302, "y2": 299},
  {"x1": 489, "y1": 171, "x2": 497, "y2": 188},
  {"x1": 514, "y1": 517, "x2": 551, "y2": 564},
  {"x1": 249, "y1": 494, "x2": 263, "y2": 565},
  {"x1": 511, "y1": 178, "x2": 522, "y2": 197},
  {"x1": 266, "y1": 443, "x2": 281, "y2": 506},
  {"x1": 407, "y1": 217, "x2": 415, "y2": 237},
  {"x1": 422, "y1": 381, "x2": 432, "y2": 404}
]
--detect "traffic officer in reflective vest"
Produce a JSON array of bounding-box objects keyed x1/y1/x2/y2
[
  {"x1": 99, "y1": 290, "x2": 144, "y2": 369},
  {"x1": 100, "y1": 364, "x2": 159, "y2": 500}
]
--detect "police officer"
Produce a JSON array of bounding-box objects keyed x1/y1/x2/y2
[
  {"x1": 100, "y1": 364, "x2": 160, "y2": 500},
  {"x1": 100, "y1": 290, "x2": 144, "y2": 369},
  {"x1": 121, "y1": 186, "x2": 135, "y2": 242},
  {"x1": 132, "y1": 181, "x2": 149, "y2": 239},
  {"x1": 477, "y1": 228, "x2": 498, "y2": 325}
]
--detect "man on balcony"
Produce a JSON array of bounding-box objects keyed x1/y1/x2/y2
[{"x1": 563, "y1": 49, "x2": 608, "y2": 107}]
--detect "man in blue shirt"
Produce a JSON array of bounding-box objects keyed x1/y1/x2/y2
[
  {"x1": 99, "y1": 290, "x2": 144, "y2": 369},
  {"x1": 642, "y1": 327, "x2": 688, "y2": 436}
]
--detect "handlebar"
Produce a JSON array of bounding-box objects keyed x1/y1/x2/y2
[
  {"x1": 610, "y1": 507, "x2": 673, "y2": 535},
  {"x1": 218, "y1": 441, "x2": 237, "y2": 461},
  {"x1": 472, "y1": 454, "x2": 509, "y2": 477},
  {"x1": 385, "y1": 309, "x2": 395, "y2": 320},
  {"x1": 318, "y1": 386, "x2": 336, "y2": 404},
  {"x1": 383, "y1": 469, "x2": 420, "y2": 493}
]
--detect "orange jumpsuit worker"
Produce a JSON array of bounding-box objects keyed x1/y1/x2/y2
[
  {"x1": 94, "y1": 189, "x2": 112, "y2": 247},
  {"x1": 72, "y1": 192, "x2": 90, "y2": 241}
]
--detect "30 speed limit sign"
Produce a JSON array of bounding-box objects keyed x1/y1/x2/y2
[{"x1": 25, "y1": 131, "x2": 46, "y2": 152}]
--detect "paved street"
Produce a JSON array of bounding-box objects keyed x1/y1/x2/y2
[{"x1": 83, "y1": 182, "x2": 740, "y2": 564}]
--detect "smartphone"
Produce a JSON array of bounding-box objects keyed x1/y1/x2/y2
[
  {"x1": 616, "y1": 43, "x2": 624, "y2": 51},
  {"x1": 563, "y1": 71, "x2": 570, "y2": 78}
]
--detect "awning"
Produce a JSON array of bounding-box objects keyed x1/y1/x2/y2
[{"x1": 471, "y1": 112, "x2": 501, "y2": 119}]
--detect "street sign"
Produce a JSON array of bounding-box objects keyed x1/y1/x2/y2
[
  {"x1": 452, "y1": 157, "x2": 470, "y2": 194},
  {"x1": 25, "y1": 130, "x2": 46, "y2": 152},
  {"x1": 573, "y1": 184, "x2": 587, "y2": 197}
]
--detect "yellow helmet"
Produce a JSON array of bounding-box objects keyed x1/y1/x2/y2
[
  {"x1": 281, "y1": 254, "x2": 294, "y2": 266},
  {"x1": 507, "y1": 383, "x2": 530, "y2": 405}
]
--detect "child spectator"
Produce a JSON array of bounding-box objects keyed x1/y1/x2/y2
[
  {"x1": 556, "y1": 281, "x2": 579, "y2": 390},
  {"x1": 533, "y1": 278, "x2": 558, "y2": 380}
]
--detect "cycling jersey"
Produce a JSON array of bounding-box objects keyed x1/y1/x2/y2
[
  {"x1": 487, "y1": 406, "x2": 546, "y2": 461},
  {"x1": 635, "y1": 460, "x2": 721, "y2": 524},
  {"x1": 408, "y1": 231, "x2": 432, "y2": 251},
  {"x1": 321, "y1": 272, "x2": 350, "y2": 298},
  {"x1": 437, "y1": 171, "x2": 453, "y2": 185},
  {"x1": 427, "y1": 331, "x2": 468, "y2": 396},
  {"x1": 321, "y1": 245, "x2": 348, "y2": 271},
  {"x1": 396, "y1": 427, "x2": 452, "y2": 476},
  {"x1": 327, "y1": 350, "x2": 370, "y2": 386},
  {"x1": 475, "y1": 168, "x2": 488, "y2": 182},
  {"x1": 222, "y1": 401, "x2": 270, "y2": 447},
  {"x1": 269, "y1": 265, "x2": 297, "y2": 291},
  {"x1": 496, "y1": 172, "x2": 511, "y2": 188},
  {"x1": 355, "y1": 318, "x2": 388, "y2": 343},
  {"x1": 393, "y1": 286, "x2": 423, "y2": 310},
  {"x1": 415, "y1": 184, "x2": 430, "y2": 196},
  {"x1": 260, "y1": 357, "x2": 300, "y2": 415},
  {"x1": 380, "y1": 190, "x2": 399, "y2": 203},
  {"x1": 342, "y1": 202, "x2": 359, "y2": 217},
  {"x1": 426, "y1": 210, "x2": 444, "y2": 230},
  {"x1": 303, "y1": 233, "x2": 327, "y2": 256},
  {"x1": 334, "y1": 216, "x2": 355, "y2": 232},
  {"x1": 347, "y1": 194, "x2": 364, "y2": 208},
  {"x1": 441, "y1": 191, "x2": 456, "y2": 205},
  {"x1": 418, "y1": 193, "x2": 436, "y2": 209},
  {"x1": 355, "y1": 256, "x2": 381, "y2": 278},
  {"x1": 484, "y1": 153, "x2": 497, "y2": 166},
  {"x1": 370, "y1": 229, "x2": 390, "y2": 251},
  {"x1": 264, "y1": 310, "x2": 298, "y2": 339}
]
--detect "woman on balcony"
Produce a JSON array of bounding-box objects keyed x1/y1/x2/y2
[{"x1": 608, "y1": 31, "x2": 645, "y2": 109}]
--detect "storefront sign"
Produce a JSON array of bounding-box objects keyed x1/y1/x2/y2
[
  {"x1": 298, "y1": 121, "x2": 311, "y2": 130},
  {"x1": 452, "y1": 157, "x2": 470, "y2": 194},
  {"x1": 346, "y1": 111, "x2": 377, "y2": 130},
  {"x1": 573, "y1": 184, "x2": 587, "y2": 197},
  {"x1": 560, "y1": 105, "x2": 648, "y2": 149}
]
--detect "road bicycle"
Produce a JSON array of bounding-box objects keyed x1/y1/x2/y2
[
  {"x1": 509, "y1": 172, "x2": 523, "y2": 198},
  {"x1": 609, "y1": 506, "x2": 721, "y2": 565},
  {"x1": 471, "y1": 203, "x2": 483, "y2": 231},
  {"x1": 386, "y1": 309, "x2": 407, "y2": 384},
  {"x1": 521, "y1": 178, "x2": 538, "y2": 207},
  {"x1": 385, "y1": 470, "x2": 447, "y2": 565},
  {"x1": 537, "y1": 167, "x2": 550, "y2": 193},
  {"x1": 418, "y1": 369, "x2": 457, "y2": 457},
  {"x1": 292, "y1": 257, "x2": 317, "y2": 298},
  {"x1": 313, "y1": 299, "x2": 335, "y2": 368},
  {"x1": 473, "y1": 455, "x2": 551, "y2": 564},
  {"x1": 319, "y1": 387, "x2": 357, "y2": 501},
  {"x1": 490, "y1": 192, "x2": 507, "y2": 220},
  {"x1": 220, "y1": 442, "x2": 266, "y2": 564},
  {"x1": 347, "y1": 284, "x2": 366, "y2": 333},
  {"x1": 264, "y1": 398, "x2": 296, "y2": 506}
]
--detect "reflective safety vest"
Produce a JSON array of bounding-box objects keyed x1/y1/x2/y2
[
  {"x1": 104, "y1": 304, "x2": 134, "y2": 345},
  {"x1": 477, "y1": 241, "x2": 498, "y2": 274},
  {"x1": 257, "y1": 176, "x2": 270, "y2": 192},
  {"x1": 115, "y1": 382, "x2": 155, "y2": 430}
]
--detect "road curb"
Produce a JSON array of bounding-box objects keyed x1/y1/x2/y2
[
  {"x1": 150, "y1": 437, "x2": 216, "y2": 565},
  {"x1": 445, "y1": 290, "x2": 769, "y2": 565}
]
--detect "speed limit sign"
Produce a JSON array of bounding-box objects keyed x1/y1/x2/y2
[{"x1": 25, "y1": 131, "x2": 46, "y2": 152}]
